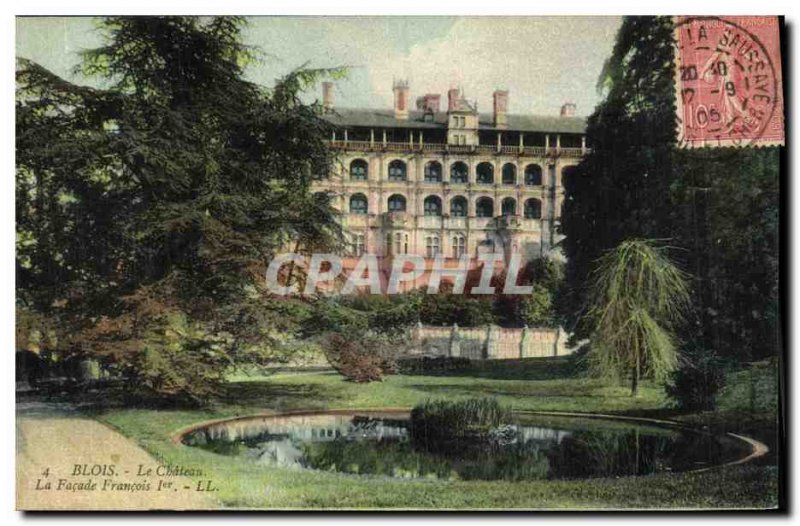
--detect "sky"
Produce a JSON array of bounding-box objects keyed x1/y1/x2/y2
[{"x1": 16, "y1": 16, "x2": 622, "y2": 117}]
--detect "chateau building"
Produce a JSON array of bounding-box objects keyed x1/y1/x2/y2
[{"x1": 312, "y1": 80, "x2": 588, "y2": 290}]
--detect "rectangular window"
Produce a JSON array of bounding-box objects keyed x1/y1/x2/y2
[
  {"x1": 351, "y1": 234, "x2": 365, "y2": 256},
  {"x1": 394, "y1": 233, "x2": 402, "y2": 255},
  {"x1": 426, "y1": 236, "x2": 440, "y2": 258},
  {"x1": 452, "y1": 236, "x2": 466, "y2": 258}
]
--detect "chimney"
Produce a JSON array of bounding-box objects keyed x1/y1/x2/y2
[
  {"x1": 322, "y1": 81, "x2": 334, "y2": 113},
  {"x1": 493, "y1": 90, "x2": 508, "y2": 128},
  {"x1": 560, "y1": 102, "x2": 576, "y2": 117},
  {"x1": 393, "y1": 80, "x2": 410, "y2": 120},
  {"x1": 447, "y1": 88, "x2": 460, "y2": 112}
]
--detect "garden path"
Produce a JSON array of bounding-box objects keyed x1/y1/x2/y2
[{"x1": 16, "y1": 399, "x2": 217, "y2": 510}]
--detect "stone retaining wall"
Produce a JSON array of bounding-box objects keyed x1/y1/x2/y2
[{"x1": 409, "y1": 323, "x2": 570, "y2": 360}]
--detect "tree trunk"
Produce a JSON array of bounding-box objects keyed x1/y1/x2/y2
[{"x1": 631, "y1": 363, "x2": 639, "y2": 397}]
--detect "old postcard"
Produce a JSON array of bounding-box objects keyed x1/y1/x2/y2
[{"x1": 15, "y1": 15, "x2": 784, "y2": 511}]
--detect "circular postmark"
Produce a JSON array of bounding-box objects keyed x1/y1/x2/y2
[{"x1": 673, "y1": 16, "x2": 782, "y2": 155}]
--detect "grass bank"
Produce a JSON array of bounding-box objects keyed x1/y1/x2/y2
[{"x1": 94, "y1": 357, "x2": 780, "y2": 510}]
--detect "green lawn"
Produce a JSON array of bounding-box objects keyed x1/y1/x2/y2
[{"x1": 95, "y1": 357, "x2": 780, "y2": 510}]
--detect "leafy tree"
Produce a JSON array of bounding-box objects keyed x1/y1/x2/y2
[
  {"x1": 420, "y1": 294, "x2": 495, "y2": 328},
  {"x1": 671, "y1": 149, "x2": 780, "y2": 360},
  {"x1": 561, "y1": 16, "x2": 780, "y2": 366},
  {"x1": 587, "y1": 239, "x2": 691, "y2": 396},
  {"x1": 523, "y1": 257, "x2": 565, "y2": 293},
  {"x1": 491, "y1": 257, "x2": 564, "y2": 328},
  {"x1": 519, "y1": 285, "x2": 556, "y2": 327},
  {"x1": 520, "y1": 258, "x2": 565, "y2": 327},
  {"x1": 16, "y1": 17, "x2": 343, "y2": 403},
  {"x1": 303, "y1": 297, "x2": 370, "y2": 336},
  {"x1": 561, "y1": 16, "x2": 678, "y2": 340}
]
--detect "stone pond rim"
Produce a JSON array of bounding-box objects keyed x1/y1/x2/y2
[{"x1": 170, "y1": 408, "x2": 769, "y2": 475}]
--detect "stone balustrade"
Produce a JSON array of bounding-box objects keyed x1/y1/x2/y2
[
  {"x1": 327, "y1": 140, "x2": 587, "y2": 158},
  {"x1": 409, "y1": 323, "x2": 571, "y2": 360}
]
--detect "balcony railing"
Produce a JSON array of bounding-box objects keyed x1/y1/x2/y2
[
  {"x1": 338, "y1": 212, "x2": 546, "y2": 232},
  {"x1": 327, "y1": 140, "x2": 588, "y2": 158}
]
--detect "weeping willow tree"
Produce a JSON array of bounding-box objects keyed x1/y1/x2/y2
[{"x1": 587, "y1": 239, "x2": 691, "y2": 396}]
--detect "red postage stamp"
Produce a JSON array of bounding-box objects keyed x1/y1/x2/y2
[{"x1": 674, "y1": 16, "x2": 785, "y2": 148}]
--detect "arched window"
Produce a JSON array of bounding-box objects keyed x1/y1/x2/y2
[
  {"x1": 476, "y1": 162, "x2": 494, "y2": 184},
  {"x1": 450, "y1": 162, "x2": 468, "y2": 184},
  {"x1": 425, "y1": 235, "x2": 440, "y2": 258},
  {"x1": 562, "y1": 165, "x2": 578, "y2": 188},
  {"x1": 524, "y1": 198, "x2": 542, "y2": 219},
  {"x1": 452, "y1": 234, "x2": 466, "y2": 258},
  {"x1": 388, "y1": 160, "x2": 407, "y2": 181},
  {"x1": 388, "y1": 194, "x2": 406, "y2": 212},
  {"x1": 424, "y1": 195, "x2": 442, "y2": 216},
  {"x1": 349, "y1": 193, "x2": 368, "y2": 214},
  {"x1": 476, "y1": 197, "x2": 494, "y2": 218},
  {"x1": 502, "y1": 163, "x2": 517, "y2": 185},
  {"x1": 450, "y1": 196, "x2": 468, "y2": 217},
  {"x1": 424, "y1": 161, "x2": 442, "y2": 183},
  {"x1": 524, "y1": 164, "x2": 542, "y2": 186},
  {"x1": 501, "y1": 197, "x2": 516, "y2": 216},
  {"x1": 350, "y1": 159, "x2": 368, "y2": 181}
]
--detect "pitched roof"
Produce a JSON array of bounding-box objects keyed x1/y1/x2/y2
[{"x1": 321, "y1": 108, "x2": 587, "y2": 134}]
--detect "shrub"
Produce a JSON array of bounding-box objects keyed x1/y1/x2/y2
[
  {"x1": 666, "y1": 348, "x2": 727, "y2": 411},
  {"x1": 322, "y1": 332, "x2": 407, "y2": 383},
  {"x1": 458, "y1": 298, "x2": 497, "y2": 326},
  {"x1": 716, "y1": 359, "x2": 778, "y2": 414},
  {"x1": 566, "y1": 342, "x2": 591, "y2": 376},
  {"x1": 396, "y1": 356, "x2": 472, "y2": 374},
  {"x1": 419, "y1": 294, "x2": 495, "y2": 327},
  {"x1": 16, "y1": 350, "x2": 48, "y2": 386},
  {"x1": 410, "y1": 398, "x2": 511, "y2": 452}
]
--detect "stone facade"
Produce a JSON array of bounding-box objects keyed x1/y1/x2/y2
[
  {"x1": 311, "y1": 81, "x2": 588, "y2": 291},
  {"x1": 318, "y1": 148, "x2": 582, "y2": 259}
]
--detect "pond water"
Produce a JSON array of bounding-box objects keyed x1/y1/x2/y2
[{"x1": 181, "y1": 411, "x2": 751, "y2": 481}]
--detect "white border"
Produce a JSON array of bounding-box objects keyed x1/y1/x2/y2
[{"x1": 4, "y1": 1, "x2": 796, "y2": 524}]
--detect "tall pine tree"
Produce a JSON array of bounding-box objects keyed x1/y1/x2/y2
[{"x1": 16, "y1": 17, "x2": 344, "y2": 403}]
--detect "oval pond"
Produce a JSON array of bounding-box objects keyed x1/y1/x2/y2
[{"x1": 180, "y1": 411, "x2": 753, "y2": 481}]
